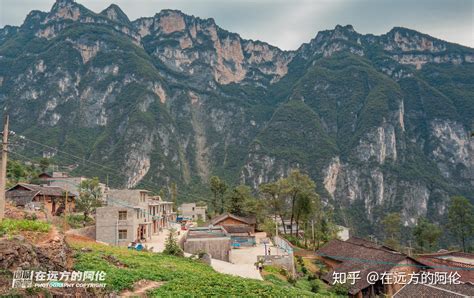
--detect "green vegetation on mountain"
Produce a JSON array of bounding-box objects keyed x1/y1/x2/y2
[{"x1": 1, "y1": 0, "x2": 473, "y2": 242}]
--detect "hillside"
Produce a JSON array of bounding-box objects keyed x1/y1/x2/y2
[
  {"x1": 68, "y1": 238, "x2": 321, "y2": 297},
  {"x1": 0, "y1": 204, "x2": 321, "y2": 297},
  {"x1": 0, "y1": 0, "x2": 473, "y2": 236}
]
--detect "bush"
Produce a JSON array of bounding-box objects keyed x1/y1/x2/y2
[
  {"x1": 163, "y1": 229, "x2": 184, "y2": 257},
  {"x1": 310, "y1": 279, "x2": 321, "y2": 293},
  {"x1": 331, "y1": 283, "x2": 349, "y2": 295},
  {"x1": 287, "y1": 276, "x2": 297, "y2": 285}
]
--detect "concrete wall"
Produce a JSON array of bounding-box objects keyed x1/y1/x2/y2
[
  {"x1": 106, "y1": 189, "x2": 149, "y2": 210},
  {"x1": 96, "y1": 206, "x2": 140, "y2": 246},
  {"x1": 184, "y1": 238, "x2": 231, "y2": 262},
  {"x1": 258, "y1": 254, "x2": 296, "y2": 277},
  {"x1": 179, "y1": 203, "x2": 207, "y2": 221}
]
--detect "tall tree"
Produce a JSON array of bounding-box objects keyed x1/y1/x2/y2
[
  {"x1": 76, "y1": 177, "x2": 103, "y2": 221},
  {"x1": 294, "y1": 190, "x2": 316, "y2": 238},
  {"x1": 209, "y1": 176, "x2": 228, "y2": 214},
  {"x1": 312, "y1": 206, "x2": 338, "y2": 249},
  {"x1": 413, "y1": 217, "x2": 442, "y2": 252},
  {"x1": 382, "y1": 213, "x2": 402, "y2": 249},
  {"x1": 158, "y1": 189, "x2": 166, "y2": 200},
  {"x1": 7, "y1": 160, "x2": 39, "y2": 187},
  {"x1": 259, "y1": 181, "x2": 287, "y2": 233},
  {"x1": 282, "y1": 170, "x2": 316, "y2": 236},
  {"x1": 39, "y1": 158, "x2": 50, "y2": 172},
  {"x1": 448, "y1": 196, "x2": 474, "y2": 252},
  {"x1": 170, "y1": 182, "x2": 178, "y2": 212},
  {"x1": 227, "y1": 185, "x2": 250, "y2": 216}
]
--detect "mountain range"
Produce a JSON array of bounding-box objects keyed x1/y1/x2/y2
[{"x1": 1, "y1": 0, "x2": 473, "y2": 235}]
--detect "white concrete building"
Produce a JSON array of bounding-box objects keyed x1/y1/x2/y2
[
  {"x1": 96, "y1": 190, "x2": 176, "y2": 246},
  {"x1": 96, "y1": 189, "x2": 152, "y2": 246},
  {"x1": 179, "y1": 202, "x2": 207, "y2": 221}
]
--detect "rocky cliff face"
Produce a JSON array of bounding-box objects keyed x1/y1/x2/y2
[{"x1": 1, "y1": 0, "x2": 473, "y2": 235}]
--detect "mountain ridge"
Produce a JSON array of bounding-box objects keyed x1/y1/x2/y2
[{"x1": 0, "y1": 0, "x2": 473, "y2": 239}]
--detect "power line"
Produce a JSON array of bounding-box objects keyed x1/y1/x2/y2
[
  {"x1": 9, "y1": 134, "x2": 209, "y2": 202},
  {"x1": 9, "y1": 149, "x2": 177, "y2": 219}
]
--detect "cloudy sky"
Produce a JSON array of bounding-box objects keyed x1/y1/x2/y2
[{"x1": 0, "y1": 0, "x2": 472, "y2": 50}]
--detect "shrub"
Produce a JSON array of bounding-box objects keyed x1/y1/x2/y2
[
  {"x1": 331, "y1": 283, "x2": 349, "y2": 295},
  {"x1": 287, "y1": 276, "x2": 297, "y2": 285},
  {"x1": 163, "y1": 229, "x2": 184, "y2": 257},
  {"x1": 310, "y1": 279, "x2": 321, "y2": 293}
]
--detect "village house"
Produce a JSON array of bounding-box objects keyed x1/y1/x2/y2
[
  {"x1": 148, "y1": 195, "x2": 175, "y2": 234},
  {"x1": 393, "y1": 281, "x2": 474, "y2": 297},
  {"x1": 178, "y1": 202, "x2": 207, "y2": 221},
  {"x1": 316, "y1": 237, "x2": 430, "y2": 297},
  {"x1": 39, "y1": 171, "x2": 108, "y2": 200},
  {"x1": 211, "y1": 213, "x2": 257, "y2": 247},
  {"x1": 6, "y1": 183, "x2": 75, "y2": 216},
  {"x1": 415, "y1": 250, "x2": 474, "y2": 283},
  {"x1": 96, "y1": 189, "x2": 152, "y2": 246},
  {"x1": 96, "y1": 189, "x2": 176, "y2": 246}
]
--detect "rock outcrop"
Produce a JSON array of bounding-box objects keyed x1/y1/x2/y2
[{"x1": 1, "y1": 0, "x2": 473, "y2": 235}]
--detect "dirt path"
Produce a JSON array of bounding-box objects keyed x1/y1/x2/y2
[
  {"x1": 211, "y1": 258, "x2": 263, "y2": 280},
  {"x1": 119, "y1": 280, "x2": 165, "y2": 297},
  {"x1": 37, "y1": 225, "x2": 60, "y2": 245}
]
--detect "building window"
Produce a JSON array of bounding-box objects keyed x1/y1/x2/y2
[
  {"x1": 118, "y1": 229, "x2": 127, "y2": 240},
  {"x1": 140, "y1": 192, "x2": 146, "y2": 202},
  {"x1": 192, "y1": 207, "x2": 195, "y2": 211},
  {"x1": 118, "y1": 211, "x2": 127, "y2": 220}
]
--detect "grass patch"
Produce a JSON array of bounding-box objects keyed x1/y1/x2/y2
[
  {"x1": 69, "y1": 239, "x2": 321, "y2": 297},
  {"x1": 0, "y1": 218, "x2": 50, "y2": 236}
]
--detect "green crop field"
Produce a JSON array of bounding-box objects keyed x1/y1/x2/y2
[{"x1": 70, "y1": 239, "x2": 324, "y2": 297}]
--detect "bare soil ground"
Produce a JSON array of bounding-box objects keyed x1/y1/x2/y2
[{"x1": 119, "y1": 280, "x2": 165, "y2": 297}]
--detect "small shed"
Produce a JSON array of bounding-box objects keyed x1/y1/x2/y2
[{"x1": 210, "y1": 213, "x2": 257, "y2": 247}]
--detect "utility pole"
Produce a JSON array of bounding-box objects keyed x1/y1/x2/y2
[
  {"x1": 63, "y1": 190, "x2": 68, "y2": 231},
  {"x1": 0, "y1": 115, "x2": 9, "y2": 220},
  {"x1": 407, "y1": 240, "x2": 413, "y2": 257}
]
